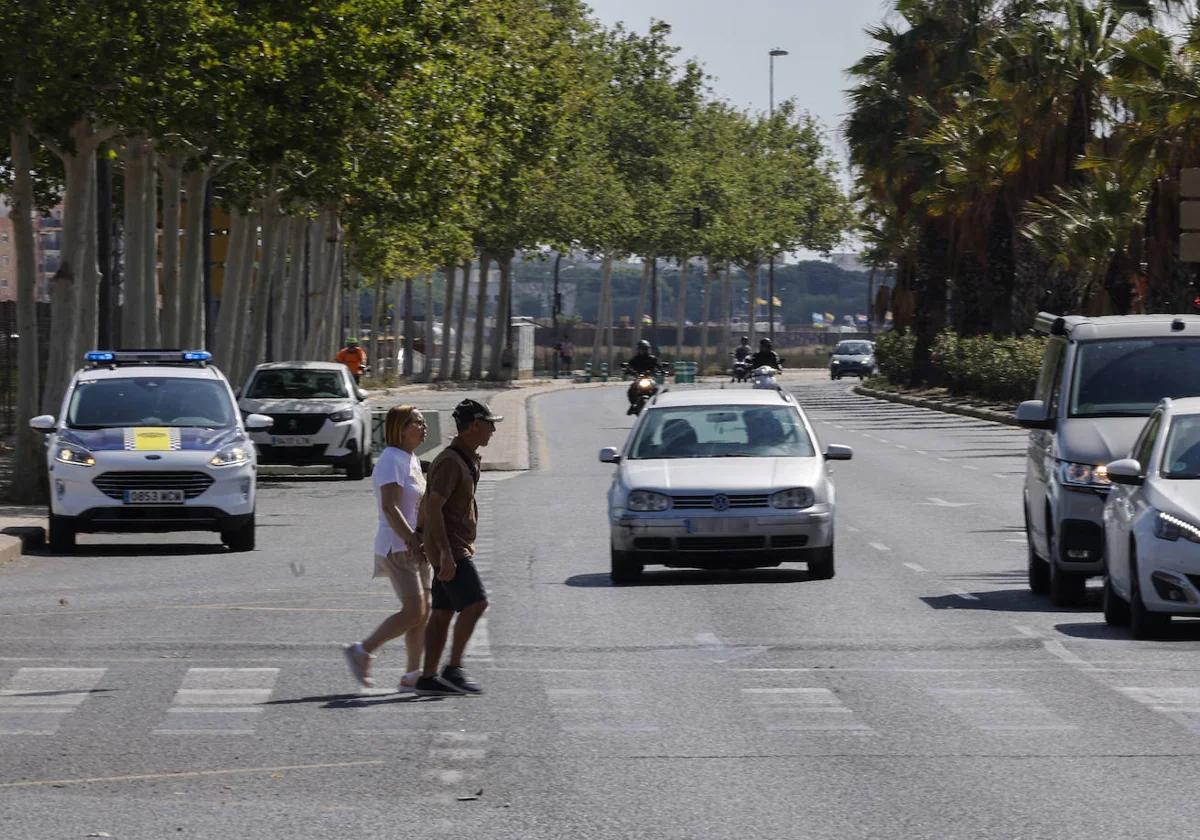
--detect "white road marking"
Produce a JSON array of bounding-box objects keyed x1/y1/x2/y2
[
  {"x1": 0, "y1": 668, "x2": 107, "y2": 735},
  {"x1": 926, "y1": 687, "x2": 1077, "y2": 732},
  {"x1": 869, "y1": 542, "x2": 891, "y2": 552},
  {"x1": 924, "y1": 498, "x2": 974, "y2": 508},
  {"x1": 938, "y1": 457, "x2": 952, "y2": 463},
  {"x1": 903, "y1": 562, "x2": 928, "y2": 573},
  {"x1": 962, "y1": 465, "x2": 979, "y2": 471},
  {"x1": 950, "y1": 587, "x2": 980, "y2": 601},
  {"x1": 915, "y1": 450, "x2": 928, "y2": 456},
  {"x1": 426, "y1": 732, "x2": 489, "y2": 794},
  {"x1": 896, "y1": 444, "x2": 910, "y2": 450},
  {"x1": 469, "y1": 618, "x2": 491, "y2": 664},
  {"x1": 877, "y1": 437, "x2": 890, "y2": 444},
  {"x1": 741, "y1": 687, "x2": 874, "y2": 732},
  {"x1": 155, "y1": 668, "x2": 279, "y2": 735},
  {"x1": 1012, "y1": 625, "x2": 1043, "y2": 639},
  {"x1": 546, "y1": 688, "x2": 660, "y2": 733},
  {"x1": 993, "y1": 474, "x2": 1007, "y2": 479},
  {"x1": 1042, "y1": 641, "x2": 1093, "y2": 670}
]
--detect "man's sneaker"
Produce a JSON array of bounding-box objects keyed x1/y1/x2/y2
[
  {"x1": 342, "y1": 643, "x2": 376, "y2": 688},
  {"x1": 414, "y1": 675, "x2": 466, "y2": 697},
  {"x1": 441, "y1": 665, "x2": 483, "y2": 695}
]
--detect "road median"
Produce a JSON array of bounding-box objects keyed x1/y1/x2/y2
[{"x1": 853, "y1": 382, "x2": 1020, "y2": 427}]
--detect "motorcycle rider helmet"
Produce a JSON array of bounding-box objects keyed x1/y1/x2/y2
[
  {"x1": 637, "y1": 339, "x2": 651, "y2": 352},
  {"x1": 759, "y1": 337, "x2": 772, "y2": 349}
]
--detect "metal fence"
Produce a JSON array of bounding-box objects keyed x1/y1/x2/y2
[{"x1": 0, "y1": 302, "x2": 53, "y2": 437}]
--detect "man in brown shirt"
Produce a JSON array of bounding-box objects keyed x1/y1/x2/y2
[{"x1": 415, "y1": 399, "x2": 501, "y2": 696}]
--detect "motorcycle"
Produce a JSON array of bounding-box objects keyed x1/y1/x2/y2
[
  {"x1": 624, "y1": 364, "x2": 662, "y2": 415},
  {"x1": 751, "y1": 366, "x2": 781, "y2": 390},
  {"x1": 731, "y1": 355, "x2": 749, "y2": 383}
]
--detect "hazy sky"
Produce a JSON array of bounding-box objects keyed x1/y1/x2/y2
[{"x1": 584, "y1": 0, "x2": 894, "y2": 171}]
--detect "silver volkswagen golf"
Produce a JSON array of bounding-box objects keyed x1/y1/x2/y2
[{"x1": 600, "y1": 388, "x2": 852, "y2": 583}]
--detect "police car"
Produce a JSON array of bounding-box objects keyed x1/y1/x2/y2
[{"x1": 30, "y1": 350, "x2": 274, "y2": 553}]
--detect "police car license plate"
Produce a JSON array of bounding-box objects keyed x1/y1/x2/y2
[
  {"x1": 272, "y1": 436, "x2": 312, "y2": 447},
  {"x1": 684, "y1": 517, "x2": 753, "y2": 535},
  {"x1": 124, "y1": 490, "x2": 185, "y2": 505}
]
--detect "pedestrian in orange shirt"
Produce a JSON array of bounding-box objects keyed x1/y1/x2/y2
[{"x1": 335, "y1": 337, "x2": 367, "y2": 383}]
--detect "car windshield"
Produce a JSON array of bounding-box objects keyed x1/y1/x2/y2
[
  {"x1": 628, "y1": 404, "x2": 815, "y2": 460},
  {"x1": 1161, "y1": 413, "x2": 1200, "y2": 479},
  {"x1": 246, "y1": 369, "x2": 348, "y2": 399},
  {"x1": 67, "y1": 377, "x2": 236, "y2": 429},
  {"x1": 835, "y1": 342, "x2": 872, "y2": 356},
  {"x1": 1069, "y1": 338, "x2": 1200, "y2": 418}
]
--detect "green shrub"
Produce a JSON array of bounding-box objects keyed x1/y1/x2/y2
[
  {"x1": 876, "y1": 328, "x2": 916, "y2": 384},
  {"x1": 933, "y1": 331, "x2": 1043, "y2": 403}
]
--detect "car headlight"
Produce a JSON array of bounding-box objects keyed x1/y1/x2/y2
[
  {"x1": 55, "y1": 444, "x2": 96, "y2": 467},
  {"x1": 637, "y1": 377, "x2": 654, "y2": 391},
  {"x1": 831, "y1": 359, "x2": 841, "y2": 365},
  {"x1": 626, "y1": 490, "x2": 671, "y2": 512},
  {"x1": 1155, "y1": 511, "x2": 1200, "y2": 544},
  {"x1": 863, "y1": 356, "x2": 874, "y2": 365},
  {"x1": 770, "y1": 488, "x2": 815, "y2": 509},
  {"x1": 328, "y1": 408, "x2": 354, "y2": 423},
  {"x1": 210, "y1": 444, "x2": 251, "y2": 467},
  {"x1": 1058, "y1": 461, "x2": 1111, "y2": 490}
]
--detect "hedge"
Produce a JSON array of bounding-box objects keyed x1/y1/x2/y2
[{"x1": 875, "y1": 329, "x2": 1044, "y2": 404}]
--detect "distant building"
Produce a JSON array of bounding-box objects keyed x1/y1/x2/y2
[
  {"x1": 0, "y1": 197, "x2": 61, "y2": 303},
  {"x1": 830, "y1": 253, "x2": 867, "y2": 273}
]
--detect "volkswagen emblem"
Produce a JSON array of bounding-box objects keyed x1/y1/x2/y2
[{"x1": 711, "y1": 494, "x2": 730, "y2": 512}]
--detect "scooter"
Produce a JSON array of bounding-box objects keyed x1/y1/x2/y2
[
  {"x1": 731, "y1": 355, "x2": 749, "y2": 383},
  {"x1": 751, "y1": 366, "x2": 781, "y2": 390}
]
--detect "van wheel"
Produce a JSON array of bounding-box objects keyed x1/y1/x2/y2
[
  {"x1": 1026, "y1": 506, "x2": 1050, "y2": 595},
  {"x1": 222, "y1": 515, "x2": 256, "y2": 552},
  {"x1": 1047, "y1": 525, "x2": 1086, "y2": 606},
  {"x1": 1129, "y1": 550, "x2": 1170, "y2": 640},
  {"x1": 808, "y1": 543, "x2": 835, "y2": 580},
  {"x1": 48, "y1": 514, "x2": 76, "y2": 553},
  {"x1": 610, "y1": 544, "x2": 643, "y2": 585},
  {"x1": 1103, "y1": 577, "x2": 1130, "y2": 627}
]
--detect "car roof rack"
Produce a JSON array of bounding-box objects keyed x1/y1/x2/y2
[{"x1": 85, "y1": 349, "x2": 212, "y2": 368}]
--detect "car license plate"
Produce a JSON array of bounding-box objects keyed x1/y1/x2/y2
[
  {"x1": 272, "y1": 436, "x2": 312, "y2": 447},
  {"x1": 123, "y1": 489, "x2": 185, "y2": 505},
  {"x1": 684, "y1": 517, "x2": 753, "y2": 535}
]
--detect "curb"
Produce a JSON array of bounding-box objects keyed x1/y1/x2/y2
[
  {"x1": 852, "y1": 384, "x2": 1020, "y2": 427},
  {"x1": 480, "y1": 381, "x2": 618, "y2": 472},
  {"x1": 0, "y1": 525, "x2": 45, "y2": 561}
]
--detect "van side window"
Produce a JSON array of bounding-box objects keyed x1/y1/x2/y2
[
  {"x1": 1034, "y1": 338, "x2": 1067, "y2": 413},
  {"x1": 1133, "y1": 412, "x2": 1162, "y2": 471}
]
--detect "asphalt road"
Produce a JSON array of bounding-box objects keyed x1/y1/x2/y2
[{"x1": 4, "y1": 378, "x2": 1200, "y2": 839}]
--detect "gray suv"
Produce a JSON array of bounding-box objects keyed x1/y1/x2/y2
[{"x1": 1018, "y1": 312, "x2": 1200, "y2": 605}]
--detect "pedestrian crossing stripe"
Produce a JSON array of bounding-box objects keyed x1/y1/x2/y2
[{"x1": 0, "y1": 668, "x2": 107, "y2": 735}]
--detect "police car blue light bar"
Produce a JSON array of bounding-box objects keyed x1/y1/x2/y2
[{"x1": 84, "y1": 349, "x2": 212, "y2": 365}]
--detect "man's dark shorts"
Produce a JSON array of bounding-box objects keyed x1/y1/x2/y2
[{"x1": 431, "y1": 557, "x2": 487, "y2": 612}]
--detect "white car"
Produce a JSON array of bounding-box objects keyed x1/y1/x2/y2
[
  {"x1": 600, "y1": 388, "x2": 853, "y2": 583},
  {"x1": 30, "y1": 350, "x2": 272, "y2": 553},
  {"x1": 237, "y1": 362, "x2": 373, "y2": 480},
  {"x1": 1103, "y1": 396, "x2": 1200, "y2": 638}
]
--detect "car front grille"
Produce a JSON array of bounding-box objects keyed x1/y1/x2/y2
[
  {"x1": 671, "y1": 494, "x2": 771, "y2": 510},
  {"x1": 676, "y1": 536, "x2": 767, "y2": 551},
  {"x1": 771, "y1": 535, "x2": 810, "y2": 548},
  {"x1": 93, "y1": 471, "x2": 215, "y2": 500},
  {"x1": 266, "y1": 414, "x2": 327, "y2": 435}
]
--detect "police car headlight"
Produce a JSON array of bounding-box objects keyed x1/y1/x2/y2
[
  {"x1": 55, "y1": 444, "x2": 96, "y2": 467},
  {"x1": 210, "y1": 444, "x2": 251, "y2": 467},
  {"x1": 328, "y1": 408, "x2": 355, "y2": 423}
]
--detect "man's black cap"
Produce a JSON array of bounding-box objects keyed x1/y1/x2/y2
[{"x1": 453, "y1": 398, "x2": 503, "y2": 424}]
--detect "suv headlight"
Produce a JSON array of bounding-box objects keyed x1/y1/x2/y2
[
  {"x1": 626, "y1": 490, "x2": 671, "y2": 512},
  {"x1": 1155, "y1": 511, "x2": 1200, "y2": 544},
  {"x1": 210, "y1": 443, "x2": 251, "y2": 467},
  {"x1": 831, "y1": 359, "x2": 841, "y2": 365},
  {"x1": 770, "y1": 488, "x2": 815, "y2": 509},
  {"x1": 55, "y1": 444, "x2": 96, "y2": 467},
  {"x1": 328, "y1": 408, "x2": 355, "y2": 423},
  {"x1": 862, "y1": 356, "x2": 874, "y2": 365},
  {"x1": 1058, "y1": 461, "x2": 1111, "y2": 490}
]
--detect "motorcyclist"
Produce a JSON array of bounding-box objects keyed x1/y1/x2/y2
[
  {"x1": 625, "y1": 340, "x2": 660, "y2": 415},
  {"x1": 734, "y1": 336, "x2": 751, "y2": 362},
  {"x1": 748, "y1": 337, "x2": 782, "y2": 371}
]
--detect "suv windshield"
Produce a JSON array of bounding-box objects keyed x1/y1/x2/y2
[
  {"x1": 67, "y1": 377, "x2": 236, "y2": 429},
  {"x1": 1162, "y1": 413, "x2": 1200, "y2": 479},
  {"x1": 246, "y1": 369, "x2": 348, "y2": 399},
  {"x1": 629, "y1": 404, "x2": 814, "y2": 460},
  {"x1": 835, "y1": 341, "x2": 872, "y2": 356},
  {"x1": 1070, "y1": 338, "x2": 1200, "y2": 418}
]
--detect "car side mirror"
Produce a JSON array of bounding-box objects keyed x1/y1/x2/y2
[
  {"x1": 1107, "y1": 458, "x2": 1144, "y2": 487},
  {"x1": 244, "y1": 413, "x2": 274, "y2": 432},
  {"x1": 599, "y1": 447, "x2": 621, "y2": 464},
  {"x1": 29, "y1": 414, "x2": 56, "y2": 434},
  {"x1": 234, "y1": 387, "x2": 242, "y2": 399},
  {"x1": 356, "y1": 388, "x2": 369, "y2": 401},
  {"x1": 1016, "y1": 400, "x2": 1055, "y2": 430},
  {"x1": 824, "y1": 444, "x2": 853, "y2": 461}
]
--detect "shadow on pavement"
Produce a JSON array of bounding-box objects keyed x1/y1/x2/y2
[
  {"x1": 566, "y1": 568, "x2": 817, "y2": 588},
  {"x1": 921, "y1": 587, "x2": 1101, "y2": 612},
  {"x1": 1055, "y1": 619, "x2": 1200, "y2": 642},
  {"x1": 262, "y1": 692, "x2": 446, "y2": 709},
  {"x1": 32, "y1": 542, "x2": 227, "y2": 558}
]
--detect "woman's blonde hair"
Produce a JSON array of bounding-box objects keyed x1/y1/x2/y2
[{"x1": 385, "y1": 404, "x2": 418, "y2": 448}]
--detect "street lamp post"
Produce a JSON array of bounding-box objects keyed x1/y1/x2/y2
[{"x1": 768, "y1": 48, "x2": 788, "y2": 343}]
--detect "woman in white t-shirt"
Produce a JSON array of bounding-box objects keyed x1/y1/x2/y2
[{"x1": 343, "y1": 405, "x2": 431, "y2": 690}]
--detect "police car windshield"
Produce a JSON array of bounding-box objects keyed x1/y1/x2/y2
[
  {"x1": 67, "y1": 378, "x2": 236, "y2": 429},
  {"x1": 629, "y1": 405, "x2": 815, "y2": 460},
  {"x1": 247, "y1": 369, "x2": 348, "y2": 399}
]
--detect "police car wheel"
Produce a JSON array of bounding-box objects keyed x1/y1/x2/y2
[
  {"x1": 48, "y1": 514, "x2": 76, "y2": 553},
  {"x1": 222, "y1": 515, "x2": 256, "y2": 552}
]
